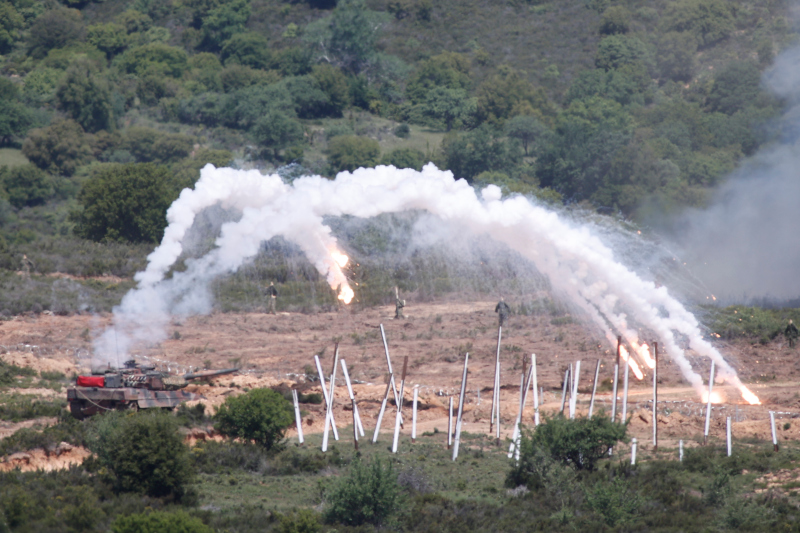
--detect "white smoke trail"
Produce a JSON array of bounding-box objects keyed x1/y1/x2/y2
[{"x1": 96, "y1": 163, "x2": 758, "y2": 403}]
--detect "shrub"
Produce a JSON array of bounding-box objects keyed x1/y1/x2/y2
[
  {"x1": 327, "y1": 135, "x2": 380, "y2": 173},
  {"x1": 87, "y1": 411, "x2": 194, "y2": 500},
  {"x1": 111, "y1": 510, "x2": 212, "y2": 533},
  {"x1": 22, "y1": 119, "x2": 92, "y2": 176},
  {"x1": 513, "y1": 414, "x2": 626, "y2": 473},
  {"x1": 0, "y1": 165, "x2": 54, "y2": 208},
  {"x1": 213, "y1": 388, "x2": 294, "y2": 450},
  {"x1": 380, "y1": 147, "x2": 425, "y2": 170},
  {"x1": 275, "y1": 509, "x2": 322, "y2": 533},
  {"x1": 324, "y1": 456, "x2": 399, "y2": 527},
  {"x1": 586, "y1": 477, "x2": 642, "y2": 527}
]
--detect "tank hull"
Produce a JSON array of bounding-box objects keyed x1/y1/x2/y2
[{"x1": 67, "y1": 387, "x2": 202, "y2": 419}]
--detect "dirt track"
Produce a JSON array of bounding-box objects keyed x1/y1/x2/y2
[{"x1": 2, "y1": 299, "x2": 800, "y2": 458}]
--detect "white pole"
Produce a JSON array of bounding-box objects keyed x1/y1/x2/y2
[
  {"x1": 726, "y1": 416, "x2": 732, "y2": 457},
  {"x1": 322, "y1": 343, "x2": 340, "y2": 452},
  {"x1": 611, "y1": 337, "x2": 621, "y2": 422},
  {"x1": 372, "y1": 380, "x2": 391, "y2": 443},
  {"x1": 621, "y1": 356, "x2": 630, "y2": 422},
  {"x1": 491, "y1": 327, "x2": 501, "y2": 437},
  {"x1": 448, "y1": 396, "x2": 453, "y2": 449},
  {"x1": 560, "y1": 365, "x2": 570, "y2": 414},
  {"x1": 380, "y1": 324, "x2": 403, "y2": 425},
  {"x1": 452, "y1": 352, "x2": 469, "y2": 461},
  {"x1": 412, "y1": 385, "x2": 419, "y2": 443},
  {"x1": 631, "y1": 437, "x2": 637, "y2": 465},
  {"x1": 532, "y1": 354, "x2": 540, "y2": 426},
  {"x1": 314, "y1": 355, "x2": 339, "y2": 440},
  {"x1": 770, "y1": 411, "x2": 778, "y2": 452},
  {"x1": 391, "y1": 404, "x2": 401, "y2": 453},
  {"x1": 391, "y1": 358, "x2": 408, "y2": 454},
  {"x1": 679, "y1": 439, "x2": 684, "y2": 462},
  {"x1": 340, "y1": 359, "x2": 360, "y2": 448},
  {"x1": 509, "y1": 370, "x2": 525, "y2": 458},
  {"x1": 652, "y1": 342, "x2": 658, "y2": 451},
  {"x1": 588, "y1": 359, "x2": 600, "y2": 419},
  {"x1": 570, "y1": 360, "x2": 580, "y2": 419},
  {"x1": 704, "y1": 362, "x2": 716, "y2": 445},
  {"x1": 292, "y1": 389, "x2": 304, "y2": 444}
]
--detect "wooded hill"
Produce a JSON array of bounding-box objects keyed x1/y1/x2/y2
[{"x1": 0, "y1": 0, "x2": 794, "y2": 312}]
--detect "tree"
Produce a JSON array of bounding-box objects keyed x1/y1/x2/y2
[
  {"x1": 442, "y1": 124, "x2": 521, "y2": 181},
  {"x1": 424, "y1": 87, "x2": 475, "y2": 131},
  {"x1": 599, "y1": 6, "x2": 630, "y2": 35},
  {"x1": 324, "y1": 457, "x2": 399, "y2": 527},
  {"x1": 1, "y1": 165, "x2": 54, "y2": 208},
  {"x1": 656, "y1": 32, "x2": 697, "y2": 82},
  {"x1": 0, "y1": 2, "x2": 24, "y2": 54},
  {"x1": 116, "y1": 10, "x2": 152, "y2": 34},
  {"x1": 87, "y1": 23, "x2": 128, "y2": 59},
  {"x1": 476, "y1": 66, "x2": 553, "y2": 125},
  {"x1": 122, "y1": 128, "x2": 195, "y2": 164},
  {"x1": 660, "y1": 0, "x2": 734, "y2": 47},
  {"x1": 72, "y1": 163, "x2": 176, "y2": 243},
  {"x1": 220, "y1": 32, "x2": 272, "y2": 69},
  {"x1": 112, "y1": 510, "x2": 212, "y2": 533},
  {"x1": 0, "y1": 79, "x2": 33, "y2": 146},
  {"x1": 55, "y1": 63, "x2": 115, "y2": 133},
  {"x1": 706, "y1": 61, "x2": 762, "y2": 115},
  {"x1": 252, "y1": 111, "x2": 304, "y2": 160},
  {"x1": 28, "y1": 8, "x2": 86, "y2": 59},
  {"x1": 87, "y1": 411, "x2": 194, "y2": 499},
  {"x1": 200, "y1": 0, "x2": 251, "y2": 51},
  {"x1": 327, "y1": 135, "x2": 381, "y2": 173},
  {"x1": 380, "y1": 147, "x2": 425, "y2": 170},
  {"x1": 115, "y1": 43, "x2": 189, "y2": 78},
  {"x1": 284, "y1": 76, "x2": 333, "y2": 119},
  {"x1": 213, "y1": 388, "x2": 294, "y2": 450},
  {"x1": 505, "y1": 115, "x2": 548, "y2": 156},
  {"x1": 405, "y1": 51, "x2": 471, "y2": 104},
  {"x1": 311, "y1": 63, "x2": 351, "y2": 117},
  {"x1": 511, "y1": 414, "x2": 626, "y2": 476},
  {"x1": 595, "y1": 35, "x2": 652, "y2": 71},
  {"x1": 303, "y1": 0, "x2": 390, "y2": 74},
  {"x1": 22, "y1": 120, "x2": 92, "y2": 176}
]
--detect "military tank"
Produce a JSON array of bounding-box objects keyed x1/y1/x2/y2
[{"x1": 67, "y1": 360, "x2": 239, "y2": 419}]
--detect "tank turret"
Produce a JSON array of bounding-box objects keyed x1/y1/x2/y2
[{"x1": 67, "y1": 361, "x2": 239, "y2": 419}]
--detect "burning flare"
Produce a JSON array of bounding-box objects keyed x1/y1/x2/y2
[
  {"x1": 328, "y1": 248, "x2": 355, "y2": 304},
  {"x1": 702, "y1": 390, "x2": 724, "y2": 404},
  {"x1": 619, "y1": 345, "x2": 644, "y2": 380},
  {"x1": 636, "y1": 343, "x2": 656, "y2": 369},
  {"x1": 739, "y1": 386, "x2": 761, "y2": 405}
]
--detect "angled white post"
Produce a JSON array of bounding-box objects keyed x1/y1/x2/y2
[
  {"x1": 292, "y1": 389, "x2": 304, "y2": 444},
  {"x1": 452, "y1": 352, "x2": 469, "y2": 461}
]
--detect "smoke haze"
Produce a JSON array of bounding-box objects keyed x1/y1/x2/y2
[{"x1": 670, "y1": 42, "x2": 800, "y2": 304}]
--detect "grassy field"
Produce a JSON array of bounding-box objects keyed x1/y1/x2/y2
[{"x1": 0, "y1": 149, "x2": 29, "y2": 168}]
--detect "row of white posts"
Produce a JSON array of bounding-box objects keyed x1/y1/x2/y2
[{"x1": 289, "y1": 325, "x2": 783, "y2": 462}]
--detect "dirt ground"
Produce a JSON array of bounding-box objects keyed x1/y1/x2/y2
[{"x1": 2, "y1": 298, "x2": 800, "y2": 465}]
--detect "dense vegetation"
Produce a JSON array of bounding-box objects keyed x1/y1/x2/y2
[{"x1": 0, "y1": 0, "x2": 793, "y2": 315}]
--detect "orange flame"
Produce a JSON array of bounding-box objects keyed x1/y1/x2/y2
[
  {"x1": 338, "y1": 285, "x2": 354, "y2": 304},
  {"x1": 328, "y1": 248, "x2": 354, "y2": 304},
  {"x1": 702, "y1": 390, "x2": 724, "y2": 404},
  {"x1": 331, "y1": 251, "x2": 349, "y2": 268},
  {"x1": 619, "y1": 346, "x2": 644, "y2": 380},
  {"x1": 637, "y1": 343, "x2": 656, "y2": 369},
  {"x1": 739, "y1": 386, "x2": 761, "y2": 405}
]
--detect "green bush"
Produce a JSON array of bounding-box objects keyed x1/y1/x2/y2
[
  {"x1": 511, "y1": 414, "x2": 626, "y2": 475},
  {"x1": 0, "y1": 164, "x2": 54, "y2": 208},
  {"x1": 380, "y1": 147, "x2": 425, "y2": 170},
  {"x1": 327, "y1": 135, "x2": 380, "y2": 173},
  {"x1": 213, "y1": 388, "x2": 294, "y2": 450},
  {"x1": 87, "y1": 411, "x2": 194, "y2": 500},
  {"x1": 586, "y1": 476, "x2": 642, "y2": 527},
  {"x1": 111, "y1": 510, "x2": 212, "y2": 533},
  {"x1": 275, "y1": 509, "x2": 321, "y2": 533},
  {"x1": 324, "y1": 456, "x2": 399, "y2": 527}
]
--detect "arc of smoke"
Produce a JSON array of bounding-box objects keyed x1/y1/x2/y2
[{"x1": 97, "y1": 164, "x2": 756, "y2": 403}]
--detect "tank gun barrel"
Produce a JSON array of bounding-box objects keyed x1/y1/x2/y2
[{"x1": 183, "y1": 368, "x2": 240, "y2": 380}]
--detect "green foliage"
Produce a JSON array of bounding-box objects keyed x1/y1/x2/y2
[
  {"x1": 303, "y1": 0, "x2": 391, "y2": 75},
  {"x1": 661, "y1": 0, "x2": 734, "y2": 47},
  {"x1": 55, "y1": 62, "x2": 115, "y2": 133},
  {"x1": 122, "y1": 127, "x2": 195, "y2": 164},
  {"x1": 0, "y1": 395, "x2": 65, "y2": 422},
  {"x1": 324, "y1": 456, "x2": 399, "y2": 527},
  {"x1": 115, "y1": 43, "x2": 189, "y2": 78},
  {"x1": 311, "y1": 63, "x2": 351, "y2": 117},
  {"x1": 87, "y1": 23, "x2": 128, "y2": 58},
  {"x1": 424, "y1": 87, "x2": 475, "y2": 131},
  {"x1": 0, "y1": 2, "x2": 24, "y2": 54},
  {"x1": 0, "y1": 82, "x2": 33, "y2": 146},
  {"x1": 381, "y1": 147, "x2": 425, "y2": 170},
  {"x1": 703, "y1": 305, "x2": 798, "y2": 341},
  {"x1": 512, "y1": 414, "x2": 626, "y2": 475},
  {"x1": 275, "y1": 509, "x2": 321, "y2": 533},
  {"x1": 88, "y1": 410, "x2": 194, "y2": 499},
  {"x1": 405, "y1": 51, "x2": 471, "y2": 105},
  {"x1": 327, "y1": 135, "x2": 381, "y2": 173},
  {"x1": 198, "y1": 0, "x2": 251, "y2": 51},
  {"x1": 707, "y1": 61, "x2": 763, "y2": 115},
  {"x1": 595, "y1": 34, "x2": 652, "y2": 72},
  {"x1": 20, "y1": 68, "x2": 64, "y2": 106},
  {"x1": 116, "y1": 10, "x2": 153, "y2": 34},
  {"x1": 599, "y1": 6, "x2": 630, "y2": 35},
  {"x1": 220, "y1": 32, "x2": 272, "y2": 69},
  {"x1": 111, "y1": 510, "x2": 213, "y2": 533},
  {"x1": 0, "y1": 164, "x2": 54, "y2": 208},
  {"x1": 442, "y1": 124, "x2": 521, "y2": 181},
  {"x1": 505, "y1": 115, "x2": 548, "y2": 156},
  {"x1": 252, "y1": 111, "x2": 305, "y2": 160},
  {"x1": 213, "y1": 388, "x2": 294, "y2": 450},
  {"x1": 22, "y1": 119, "x2": 91, "y2": 176},
  {"x1": 72, "y1": 163, "x2": 176, "y2": 243},
  {"x1": 28, "y1": 7, "x2": 86, "y2": 59},
  {"x1": 476, "y1": 66, "x2": 552, "y2": 124},
  {"x1": 657, "y1": 32, "x2": 698, "y2": 82},
  {"x1": 586, "y1": 476, "x2": 642, "y2": 527}
]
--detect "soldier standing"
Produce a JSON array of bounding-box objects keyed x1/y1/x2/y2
[
  {"x1": 266, "y1": 282, "x2": 278, "y2": 314},
  {"x1": 495, "y1": 297, "x2": 510, "y2": 327},
  {"x1": 786, "y1": 319, "x2": 799, "y2": 348},
  {"x1": 394, "y1": 286, "x2": 405, "y2": 319},
  {"x1": 21, "y1": 254, "x2": 33, "y2": 278}
]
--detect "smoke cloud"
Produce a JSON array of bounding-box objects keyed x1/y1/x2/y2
[
  {"x1": 670, "y1": 43, "x2": 800, "y2": 304},
  {"x1": 97, "y1": 163, "x2": 759, "y2": 403}
]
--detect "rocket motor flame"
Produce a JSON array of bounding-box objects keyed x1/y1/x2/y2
[
  {"x1": 636, "y1": 343, "x2": 656, "y2": 369},
  {"x1": 619, "y1": 346, "x2": 644, "y2": 380},
  {"x1": 328, "y1": 249, "x2": 355, "y2": 304},
  {"x1": 739, "y1": 386, "x2": 761, "y2": 405}
]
